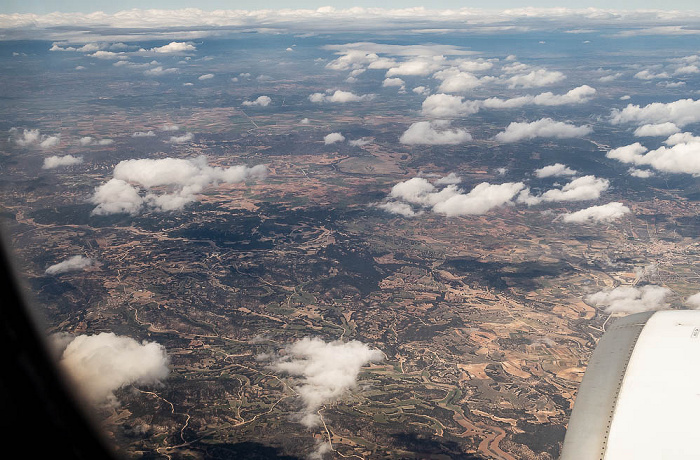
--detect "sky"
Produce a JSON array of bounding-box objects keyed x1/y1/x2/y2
[{"x1": 3, "y1": 0, "x2": 699, "y2": 15}]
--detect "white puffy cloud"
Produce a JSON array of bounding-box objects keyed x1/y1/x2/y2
[
  {"x1": 586, "y1": 285, "x2": 672, "y2": 314},
  {"x1": 324, "y1": 132, "x2": 345, "y2": 145},
  {"x1": 43, "y1": 155, "x2": 83, "y2": 169},
  {"x1": 381, "y1": 176, "x2": 525, "y2": 217},
  {"x1": 665, "y1": 132, "x2": 700, "y2": 145},
  {"x1": 633, "y1": 122, "x2": 680, "y2": 137},
  {"x1": 634, "y1": 70, "x2": 670, "y2": 80},
  {"x1": 412, "y1": 86, "x2": 430, "y2": 96},
  {"x1": 150, "y1": 41, "x2": 196, "y2": 54},
  {"x1": 421, "y1": 93, "x2": 479, "y2": 118},
  {"x1": 385, "y1": 57, "x2": 444, "y2": 77},
  {"x1": 519, "y1": 175, "x2": 609, "y2": 205},
  {"x1": 168, "y1": 132, "x2": 194, "y2": 143},
  {"x1": 399, "y1": 120, "x2": 471, "y2": 145},
  {"x1": 607, "y1": 139, "x2": 700, "y2": 175},
  {"x1": 45, "y1": 255, "x2": 93, "y2": 275},
  {"x1": 161, "y1": 124, "x2": 179, "y2": 131},
  {"x1": 91, "y1": 156, "x2": 267, "y2": 215},
  {"x1": 198, "y1": 73, "x2": 214, "y2": 80},
  {"x1": 433, "y1": 68, "x2": 492, "y2": 93},
  {"x1": 504, "y1": 69, "x2": 566, "y2": 88},
  {"x1": 481, "y1": 85, "x2": 596, "y2": 108},
  {"x1": 39, "y1": 135, "x2": 61, "y2": 149},
  {"x1": 610, "y1": 99, "x2": 700, "y2": 127},
  {"x1": 348, "y1": 138, "x2": 371, "y2": 147},
  {"x1": 242, "y1": 95, "x2": 271, "y2": 107},
  {"x1": 534, "y1": 163, "x2": 577, "y2": 178},
  {"x1": 89, "y1": 50, "x2": 127, "y2": 60},
  {"x1": 271, "y1": 338, "x2": 383, "y2": 427},
  {"x1": 494, "y1": 118, "x2": 592, "y2": 143},
  {"x1": 309, "y1": 90, "x2": 374, "y2": 103},
  {"x1": 54, "y1": 332, "x2": 169, "y2": 406},
  {"x1": 132, "y1": 130, "x2": 156, "y2": 137},
  {"x1": 561, "y1": 202, "x2": 631, "y2": 223},
  {"x1": 90, "y1": 179, "x2": 144, "y2": 216},
  {"x1": 9, "y1": 127, "x2": 41, "y2": 146},
  {"x1": 432, "y1": 182, "x2": 526, "y2": 216},
  {"x1": 79, "y1": 136, "x2": 114, "y2": 146},
  {"x1": 435, "y1": 172, "x2": 462, "y2": 185},
  {"x1": 9, "y1": 128, "x2": 62, "y2": 148},
  {"x1": 376, "y1": 201, "x2": 418, "y2": 217},
  {"x1": 144, "y1": 66, "x2": 177, "y2": 76},
  {"x1": 685, "y1": 292, "x2": 700, "y2": 309},
  {"x1": 382, "y1": 77, "x2": 405, "y2": 88},
  {"x1": 629, "y1": 168, "x2": 654, "y2": 178}
]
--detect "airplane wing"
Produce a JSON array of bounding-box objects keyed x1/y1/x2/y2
[{"x1": 560, "y1": 310, "x2": 700, "y2": 459}]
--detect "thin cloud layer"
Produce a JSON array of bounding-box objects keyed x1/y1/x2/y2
[
  {"x1": 90, "y1": 156, "x2": 267, "y2": 215},
  {"x1": 45, "y1": 255, "x2": 94, "y2": 275},
  {"x1": 53, "y1": 332, "x2": 169, "y2": 407},
  {"x1": 43, "y1": 155, "x2": 83, "y2": 169},
  {"x1": 586, "y1": 285, "x2": 672, "y2": 314},
  {"x1": 561, "y1": 202, "x2": 631, "y2": 223},
  {"x1": 271, "y1": 338, "x2": 383, "y2": 427},
  {"x1": 399, "y1": 120, "x2": 472, "y2": 145},
  {"x1": 494, "y1": 118, "x2": 592, "y2": 143}
]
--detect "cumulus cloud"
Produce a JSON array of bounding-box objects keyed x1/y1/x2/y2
[
  {"x1": 634, "y1": 70, "x2": 670, "y2": 80},
  {"x1": 324, "y1": 132, "x2": 345, "y2": 145},
  {"x1": 421, "y1": 93, "x2": 479, "y2": 118},
  {"x1": 348, "y1": 138, "x2": 371, "y2": 147},
  {"x1": 385, "y1": 57, "x2": 444, "y2": 77},
  {"x1": 433, "y1": 68, "x2": 493, "y2": 93},
  {"x1": 561, "y1": 202, "x2": 631, "y2": 223},
  {"x1": 132, "y1": 130, "x2": 156, "y2": 137},
  {"x1": 53, "y1": 332, "x2": 169, "y2": 407},
  {"x1": 45, "y1": 255, "x2": 94, "y2": 275},
  {"x1": 518, "y1": 175, "x2": 609, "y2": 205},
  {"x1": 309, "y1": 90, "x2": 374, "y2": 103},
  {"x1": 144, "y1": 66, "x2": 177, "y2": 76},
  {"x1": 432, "y1": 182, "x2": 526, "y2": 216},
  {"x1": 242, "y1": 95, "x2": 271, "y2": 107},
  {"x1": 504, "y1": 69, "x2": 566, "y2": 88},
  {"x1": 534, "y1": 163, "x2": 577, "y2": 178},
  {"x1": 90, "y1": 156, "x2": 267, "y2": 215},
  {"x1": 382, "y1": 77, "x2": 405, "y2": 89},
  {"x1": 271, "y1": 338, "x2": 383, "y2": 427},
  {"x1": 168, "y1": 132, "x2": 194, "y2": 143},
  {"x1": 198, "y1": 73, "x2": 214, "y2": 80},
  {"x1": 629, "y1": 168, "x2": 654, "y2": 178},
  {"x1": 610, "y1": 99, "x2": 700, "y2": 127},
  {"x1": 150, "y1": 41, "x2": 196, "y2": 54},
  {"x1": 607, "y1": 139, "x2": 700, "y2": 175},
  {"x1": 399, "y1": 120, "x2": 471, "y2": 145},
  {"x1": 633, "y1": 122, "x2": 680, "y2": 137},
  {"x1": 9, "y1": 128, "x2": 61, "y2": 148},
  {"x1": 79, "y1": 136, "x2": 114, "y2": 146},
  {"x1": 43, "y1": 155, "x2": 83, "y2": 169},
  {"x1": 481, "y1": 85, "x2": 596, "y2": 108},
  {"x1": 435, "y1": 172, "x2": 462, "y2": 185},
  {"x1": 376, "y1": 201, "x2": 418, "y2": 217},
  {"x1": 586, "y1": 285, "x2": 672, "y2": 314},
  {"x1": 494, "y1": 118, "x2": 592, "y2": 143},
  {"x1": 380, "y1": 176, "x2": 525, "y2": 217},
  {"x1": 685, "y1": 292, "x2": 700, "y2": 309}
]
